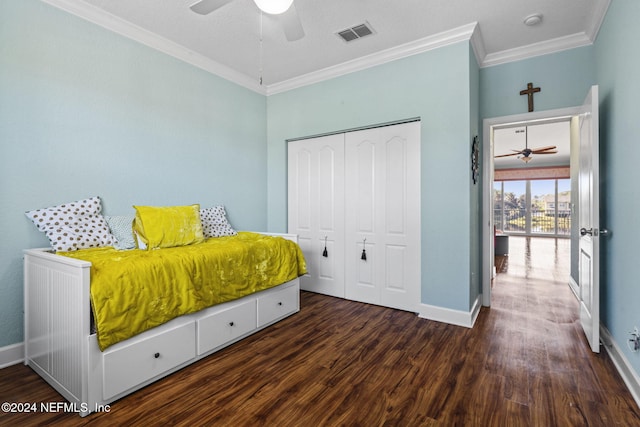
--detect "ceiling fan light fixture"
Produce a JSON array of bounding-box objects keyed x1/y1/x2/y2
[
  {"x1": 520, "y1": 155, "x2": 533, "y2": 164},
  {"x1": 253, "y1": 0, "x2": 293, "y2": 15}
]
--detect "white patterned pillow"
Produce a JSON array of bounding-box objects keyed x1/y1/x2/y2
[
  {"x1": 25, "y1": 196, "x2": 116, "y2": 252},
  {"x1": 105, "y1": 215, "x2": 136, "y2": 250},
  {"x1": 200, "y1": 206, "x2": 237, "y2": 238}
]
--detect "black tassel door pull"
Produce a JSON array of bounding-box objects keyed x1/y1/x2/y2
[
  {"x1": 361, "y1": 238, "x2": 367, "y2": 261},
  {"x1": 322, "y1": 236, "x2": 328, "y2": 257}
]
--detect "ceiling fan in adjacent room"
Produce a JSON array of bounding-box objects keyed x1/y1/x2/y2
[
  {"x1": 494, "y1": 127, "x2": 557, "y2": 164},
  {"x1": 189, "y1": 0, "x2": 305, "y2": 41}
]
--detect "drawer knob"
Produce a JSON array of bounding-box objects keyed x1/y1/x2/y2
[
  {"x1": 229, "y1": 321, "x2": 235, "y2": 327},
  {"x1": 154, "y1": 352, "x2": 160, "y2": 359}
]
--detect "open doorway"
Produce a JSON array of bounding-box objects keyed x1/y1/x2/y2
[
  {"x1": 482, "y1": 106, "x2": 582, "y2": 307},
  {"x1": 492, "y1": 121, "x2": 572, "y2": 280}
]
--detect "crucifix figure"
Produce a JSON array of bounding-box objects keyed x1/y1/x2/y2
[{"x1": 520, "y1": 82, "x2": 541, "y2": 112}]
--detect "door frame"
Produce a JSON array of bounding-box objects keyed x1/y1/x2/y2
[{"x1": 482, "y1": 106, "x2": 581, "y2": 307}]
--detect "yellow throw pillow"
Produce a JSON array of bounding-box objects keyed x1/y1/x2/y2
[{"x1": 133, "y1": 204, "x2": 204, "y2": 249}]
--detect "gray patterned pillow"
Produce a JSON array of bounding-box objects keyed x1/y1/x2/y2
[
  {"x1": 200, "y1": 206, "x2": 237, "y2": 238},
  {"x1": 25, "y1": 196, "x2": 116, "y2": 252},
  {"x1": 105, "y1": 215, "x2": 136, "y2": 250}
]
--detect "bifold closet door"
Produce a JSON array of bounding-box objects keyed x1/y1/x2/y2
[
  {"x1": 344, "y1": 121, "x2": 421, "y2": 312},
  {"x1": 288, "y1": 134, "x2": 345, "y2": 298}
]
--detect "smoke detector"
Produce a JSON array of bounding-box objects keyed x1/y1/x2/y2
[{"x1": 524, "y1": 13, "x2": 543, "y2": 26}]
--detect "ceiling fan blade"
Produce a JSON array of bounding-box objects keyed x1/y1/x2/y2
[
  {"x1": 190, "y1": 0, "x2": 234, "y2": 15},
  {"x1": 494, "y1": 152, "x2": 521, "y2": 158},
  {"x1": 532, "y1": 150, "x2": 558, "y2": 154},
  {"x1": 280, "y1": 3, "x2": 305, "y2": 41},
  {"x1": 530, "y1": 145, "x2": 557, "y2": 152}
]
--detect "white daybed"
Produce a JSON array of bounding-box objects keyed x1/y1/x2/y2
[{"x1": 23, "y1": 232, "x2": 300, "y2": 417}]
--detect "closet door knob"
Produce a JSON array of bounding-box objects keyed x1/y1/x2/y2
[
  {"x1": 229, "y1": 321, "x2": 235, "y2": 327},
  {"x1": 278, "y1": 302, "x2": 283, "y2": 306},
  {"x1": 154, "y1": 352, "x2": 160, "y2": 359}
]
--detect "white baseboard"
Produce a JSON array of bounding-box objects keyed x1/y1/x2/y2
[
  {"x1": 418, "y1": 294, "x2": 482, "y2": 328},
  {"x1": 0, "y1": 342, "x2": 24, "y2": 369},
  {"x1": 600, "y1": 326, "x2": 640, "y2": 409},
  {"x1": 568, "y1": 276, "x2": 579, "y2": 298}
]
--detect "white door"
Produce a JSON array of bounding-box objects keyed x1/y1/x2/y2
[
  {"x1": 578, "y1": 85, "x2": 601, "y2": 353},
  {"x1": 344, "y1": 122, "x2": 421, "y2": 312},
  {"x1": 288, "y1": 135, "x2": 345, "y2": 298}
]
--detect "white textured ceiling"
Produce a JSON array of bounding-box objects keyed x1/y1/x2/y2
[
  {"x1": 44, "y1": 0, "x2": 609, "y2": 94},
  {"x1": 494, "y1": 121, "x2": 571, "y2": 169}
]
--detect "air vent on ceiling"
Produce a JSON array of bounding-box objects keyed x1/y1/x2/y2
[{"x1": 336, "y1": 22, "x2": 375, "y2": 42}]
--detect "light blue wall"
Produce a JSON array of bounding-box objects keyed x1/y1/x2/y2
[
  {"x1": 267, "y1": 42, "x2": 477, "y2": 312},
  {"x1": 0, "y1": 1, "x2": 267, "y2": 347},
  {"x1": 594, "y1": 0, "x2": 640, "y2": 377},
  {"x1": 480, "y1": 46, "x2": 596, "y2": 119}
]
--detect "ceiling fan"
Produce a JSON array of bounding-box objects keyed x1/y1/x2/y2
[
  {"x1": 190, "y1": 0, "x2": 305, "y2": 42},
  {"x1": 494, "y1": 127, "x2": 557, "y2": 163}
]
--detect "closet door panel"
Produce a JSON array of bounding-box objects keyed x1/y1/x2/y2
[
  {"x1": 354, "y1": 140, "x2": 376, "y2": 234},
  {"x1": 345, "y1": 138, "x2": 378, "y2": 304},
  {"x1": 318, "y1": 239, "x2": 337, "y2": 280},
  {"x1": 348, "y1": 239, "x2": 378, "y2": 304},
  {"x1": 345, "y1": 122, "x2": 420, "y2": 312},
  {"x1": 314, "y1": 139, "x2": 345, "y2": 297},
  {"x1": 382, "y1": 123, "x2": 421, "y2": 311},
  {"x1": 356, "y1": 241, "x2": 376, "y2": 293},
  {"x1": 385, "y1": 245, "x2": 406, "y2": 290},
  {"x1": 292, "y1": 149, "x2": 313, "y2": 231},
  {"x1": 385, "y1": 138, "x2": 407, "y2": 235},
  {"x1": 288, "y1": 135, "x2": 345, "y2": 298},
  {"x1": 318, "y1": 146, "x2": 337, "y2": 232}
]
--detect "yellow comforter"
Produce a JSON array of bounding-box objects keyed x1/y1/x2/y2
[{"x1": 60, "y1": 232, "x2": 307, "y2": 351}]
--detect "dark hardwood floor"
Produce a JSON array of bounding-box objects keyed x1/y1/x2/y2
[{"x1": 2, "y1": 236, "x2": 639, "y2": 426}]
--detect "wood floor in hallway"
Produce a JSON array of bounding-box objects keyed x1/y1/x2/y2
[
  {"x1": 1, "y1": 236, "x2": 639, "y2": 426},
  {"x1": 494, "y1": 235, "x2": 571, "y2": 282}
]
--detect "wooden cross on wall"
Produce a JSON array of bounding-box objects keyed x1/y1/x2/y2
[{"x1": 520, "y1": 82, "x2": 541, "y2": 112}]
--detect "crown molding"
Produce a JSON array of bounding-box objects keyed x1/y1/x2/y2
[
  {"x1": 586, "y1": 0, "x2": 611, "y2": 43},
  {"x1": 41, "y1": 0, "x2": 266, "y2": 95},
  {"x1": 469, "y1": 23, "x2": 487, "y2": 68},
  {"x1": 266, "y1": 22, "x2": 478, "y2": 95},
  {"x1": 480, "y1": 32, "x2": 593, "y2": 68}
]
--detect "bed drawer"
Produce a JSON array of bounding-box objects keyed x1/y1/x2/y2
[
  {"x1": 197, "y1": 299, "x2": 257, "y2": 355},
  {"x1": 257, "y1": 284, "x2": 299, "y2": 327},
  {"x1": 102, "y1": 321, "x2": 196, "y2": 400}
]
